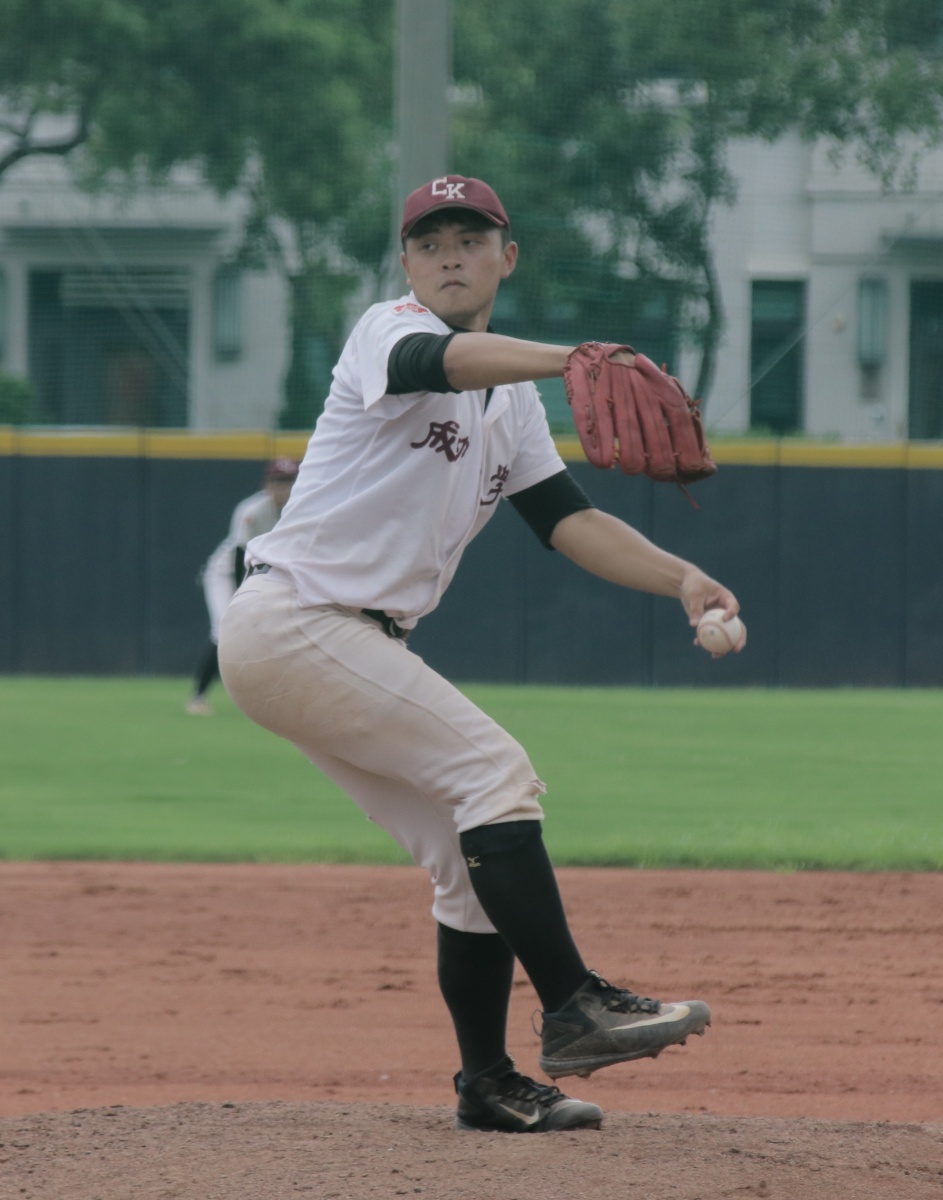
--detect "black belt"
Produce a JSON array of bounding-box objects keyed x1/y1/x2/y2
[
  {"x1": 361, "y1": 608, "x2": 410, "y2": 642},
  {"x1": 247, "y1": 564, "x2": 409, "y2": 643}
]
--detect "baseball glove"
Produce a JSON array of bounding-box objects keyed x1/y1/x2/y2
[{"x1": 563, "y1": 342, "x2": 716, "y2": 489}]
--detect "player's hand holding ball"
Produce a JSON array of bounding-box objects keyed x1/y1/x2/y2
[
  {"x1": 696, "y1": 608, "x2": 746, "y2": 657},
  {"x1": 679, "y1": 569, "x2": 745, "y2": 658}
]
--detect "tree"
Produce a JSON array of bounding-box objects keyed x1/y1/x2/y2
[
  {"x1": 83, "y1": 0, "x2": 394, "y2": 426},
  {"x1": 0, "y1": 371, "x2": 34, "y2": 423},
  {"x1": 452, "y1": 0, "x2": 943, "y2": 410},
  {"x1": 0, "y1": 0, "x2": 149, "y2": 175},
  {"x1": 0, "y1": 0, "x2": 394, "y2": 429}
]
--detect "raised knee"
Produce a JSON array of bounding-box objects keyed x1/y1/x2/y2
[{"x1": 460, "y1": 819, "x2": 543, "y2": 860}]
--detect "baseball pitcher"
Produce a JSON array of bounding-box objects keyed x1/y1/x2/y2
[{"x1": 218, "y1": 176, "x2": 745, "y2": 1133}]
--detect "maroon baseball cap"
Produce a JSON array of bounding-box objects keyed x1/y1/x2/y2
[
  {"x1": 401, "y1": 175, "x2": 510, "y2": 240},
  {"x1": 265, "y1": 458, "x2": 299, "y2": 482}
]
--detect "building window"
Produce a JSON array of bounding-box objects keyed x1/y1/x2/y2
[
  {"x1": 750, "y1": 280, "x2": 805, "y2": 434},
  {"x1": 909, "y1": 280, "x2": 943, "y2": 439},
  {"x1": 27, "y1": 269, "x2": 190, "y2": 426},
  {"x1": 212, "y1": 266, "x2": 242, "y2": 361},
  {"x1": 857, "y1": 277, "x2": 888, "y2": 369}
]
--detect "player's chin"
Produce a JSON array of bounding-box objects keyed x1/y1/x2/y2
[{"x1": 431, "y1": 295, "x2": 477, "y2": 326}]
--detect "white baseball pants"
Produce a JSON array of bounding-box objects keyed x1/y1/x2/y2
[{"x1": 217, "y1": 571, "x2": 546, "y2": 933}]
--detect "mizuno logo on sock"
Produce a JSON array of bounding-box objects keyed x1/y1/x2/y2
[{"x1": 465, "y1": 855, "x2": 481, "y2": 868}]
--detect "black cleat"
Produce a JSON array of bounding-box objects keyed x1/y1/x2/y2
[
  {"x1": 454, "y1": 1055, "x2": 603, "y2": 1132},
  {"x1": 540, "y1": 970, "x2": 711, "y2": 1079}
]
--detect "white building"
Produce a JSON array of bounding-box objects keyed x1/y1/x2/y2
[
  {"x1": 2, "y1": 133, "x2": 942, "y2": 440},
  {"x1": 0, "y1": 156, "x2": 288, "y2": 430},
  {"x1": 696, "y1": 134, "x2": 943, "y2": 442}
]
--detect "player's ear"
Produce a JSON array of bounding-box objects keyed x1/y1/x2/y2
[
  {"x1": 400, "y1": 250, "x2": 411, "y2": 285},
  {"x1": 501, "y1": 241, "x2": 518, "y2": 280}
]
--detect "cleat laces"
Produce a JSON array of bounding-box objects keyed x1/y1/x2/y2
[
  {"x1": 591, "y1": 974, "x2": 661, "y2": 1015},
  {"x1": 495, "y1": 1067, "x2": 564, "y2": 1108}
]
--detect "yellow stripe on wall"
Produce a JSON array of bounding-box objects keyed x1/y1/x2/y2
[
  {"x1": 143, "y1": 432, "x2": 310, "y2": 459},
  {"x1": 0, "y1": 428, "x2": 310, "y2": 460},
  {"x1": 1, "y1": 427, "x2": 943, "y2": 468},
  {"x1": 0, "y1": 428, "x2": 146, "y2": 456},
  {"x1": 557, "y1": 437, "x2": 943, "y2": 469}
]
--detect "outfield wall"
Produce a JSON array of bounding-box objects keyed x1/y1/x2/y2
[{"x1": 2, "y1": 429, "x2": 942, "y2": 687}]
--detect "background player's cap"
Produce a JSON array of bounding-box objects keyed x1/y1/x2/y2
[
  {"x1": 265, "y1": 458, "x2": 299, "y2": 482},
  {"x1": 401, "y1": 175, "x2": 510, "y2": 240}
]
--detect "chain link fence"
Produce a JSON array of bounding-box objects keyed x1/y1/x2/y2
[{"x1": 2, "y1": 1, "x2": 943, "y2": 439}]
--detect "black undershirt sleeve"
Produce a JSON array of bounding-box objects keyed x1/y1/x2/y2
[
  {"x1": 509, "y1": 469, "x2": 596, "y2": 549},
  {"x1": 387, "y1": 332, "x2": 461, "y2": 394}
]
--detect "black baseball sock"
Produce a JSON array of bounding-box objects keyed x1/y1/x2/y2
[
  {"x1": 459, "y1": 820, "x2": 589, "y2": 1013},
  {"x1": 194, "y1": 643, "x2": 220, "y2": 696},
  {"x1": 437, "y1": 922, "x2": 515, "y2": 1078}
]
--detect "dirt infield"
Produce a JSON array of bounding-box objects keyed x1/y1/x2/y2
[{"x1": 2, "y1": 862, "x2": 941, "y2": 1198}]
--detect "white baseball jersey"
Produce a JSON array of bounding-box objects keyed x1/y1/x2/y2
[
  {"x1": 203, "y1": 490, "x2": 281, "y2": 640},
  {"x1": 246, "y1": 293, "x2": 565, "y2": 627}
]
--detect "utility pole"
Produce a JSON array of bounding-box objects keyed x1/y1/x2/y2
[{"x1": 386, "y1": 0, "x2": 451, "y2": 295}]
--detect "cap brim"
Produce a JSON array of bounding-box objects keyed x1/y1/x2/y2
[{"x1": 401, "y1": 204, "x2": 508, "y2": 240}]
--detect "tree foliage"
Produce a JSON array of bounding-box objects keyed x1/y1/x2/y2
[
  {"x1": 5, "y1": 0, "x2": 943, "y2": 422},
  {"x1": 0, "y1": 370, "x2": 35, "y2": 423},
  {"x1": 453, "y1": 0, "x2": 943, "y2": 404},
  {"x1": 0, "y1": 0, "x2": 393, "y2": 428}
]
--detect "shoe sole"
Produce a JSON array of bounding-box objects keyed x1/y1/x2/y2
[
  {"x1": 455, "y1": 1116, "x2": 603, "y2": 1133},
  {"x1": 540, "y1": 1014, "x2": 711, "y2": 1080}
]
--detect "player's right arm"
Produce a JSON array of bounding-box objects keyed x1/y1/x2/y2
[{"x1": 550, "y1": 506, "x2": 741, "y2": 627}]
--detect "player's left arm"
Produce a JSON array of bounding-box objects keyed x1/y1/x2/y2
[
  {"x1": 550, "y1": 506, "x2": 741, "y2": 630},
  {"x1": 388, "y1": 330, "x2": 627, "y2": 393},
  {"x1": 229, "y1": 497, "x2": 264, "y2": 589}
]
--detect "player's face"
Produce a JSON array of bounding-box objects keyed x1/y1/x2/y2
[
  {"x1": 401, "y1": 220, "x2": 518, "y2": 331},
  {"x1": 267, "y1": 480, "x2": 294, "y2": 510}
]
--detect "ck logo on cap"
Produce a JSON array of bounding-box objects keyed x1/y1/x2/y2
[{"x1": 431, "y1": 177, "x2": 465, "y2": 201}]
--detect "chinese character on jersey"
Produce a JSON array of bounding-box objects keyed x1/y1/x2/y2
[
  {"x1": 480, "y1": 465, "x2": 510, "y2": 506},
  {"x1": 410, "y1": 420, "x2": 470, "y2": 463}
]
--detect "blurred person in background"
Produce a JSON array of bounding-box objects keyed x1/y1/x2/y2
[{"x1": 185, "y1": 458, "x2": 299, "y2": 715}]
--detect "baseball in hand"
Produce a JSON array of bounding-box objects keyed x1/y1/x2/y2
[{"x1": 696, "y1": 608, "x2": 744, "y2": 656}]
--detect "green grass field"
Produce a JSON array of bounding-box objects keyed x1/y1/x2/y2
[{"x1": 1, "y1": 676, "x2": 941, "y2": 870}]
